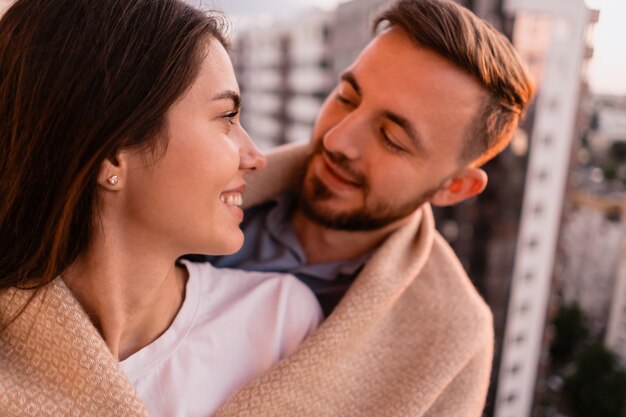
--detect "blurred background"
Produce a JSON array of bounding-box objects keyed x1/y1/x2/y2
[{"x1": 2, "y1": 0, "x2": 624, "y2": 415}]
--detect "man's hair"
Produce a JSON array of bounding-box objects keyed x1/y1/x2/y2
[{"x1": 374, "y1": 0, "x2": 534, "y2": 166}]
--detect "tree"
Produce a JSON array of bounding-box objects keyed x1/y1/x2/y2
[
  {"x1": 549, "y1": 304, "x2": 589, "y2": 364},
  {"x1": 610, "y1": 141, "x2": 626, "y2": 162},
  {"x1": 603, "y1": 162, "x2": 617, "y2": 181},
  {"x1": 563, "y1": 343, "x2": 626, "y2": 417}
]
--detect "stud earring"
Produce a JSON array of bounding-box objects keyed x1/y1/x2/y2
[{"x1": 107, "y1": 175, "x2": 119, "y2": 185}]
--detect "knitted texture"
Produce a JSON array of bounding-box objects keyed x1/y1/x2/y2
[
  {"x1": 215, "y1": 142, "x2": 494, "y2": 417},
  {"x1": 0, "y1": 280, "x2": 149, "y2": 417}
]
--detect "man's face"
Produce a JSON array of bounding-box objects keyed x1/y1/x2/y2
[{"x1": 298, "y1": 27, "x2": 486, "y2": 231}]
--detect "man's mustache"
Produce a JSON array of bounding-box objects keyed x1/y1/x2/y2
[{"x1": 311, "y1": 139, "x2": 367, "y2": 187}]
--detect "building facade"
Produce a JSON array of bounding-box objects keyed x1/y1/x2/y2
[
  {"x1": 493, "y1": 1, "x2": 598, "y2": 416},
  {"x1": 331, "y1": 0, "x2": 389, "y2": 78},
  {"x1": 607, "y1": 248, "x2": 626, "y2": 364},
  {"x1": 558, "y1": 193, "x2": 626, "y2": 334},
  {"x1": 231, "y1": 0, "x2": 391, "y2": 150}
]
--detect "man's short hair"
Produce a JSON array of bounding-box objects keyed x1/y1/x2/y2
[{"x1": 374, "y1": 0, "x2": 534, "y2": 166}]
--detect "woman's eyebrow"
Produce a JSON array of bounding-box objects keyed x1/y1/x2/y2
[{"x1": 212, "y1": 90, "x2": 241, "y2": 110}]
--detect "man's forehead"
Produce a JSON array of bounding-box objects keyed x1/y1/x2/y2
[
  {"x1": 348, "y1": 27, "x2": 485, "y2": 108},
  {"x1": 342, "y1": 26, "x2": 487, "y2": 158}
]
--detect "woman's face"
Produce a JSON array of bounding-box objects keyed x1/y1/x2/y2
[{"x1": 118, "y1": 38, "x2": 266, "y2": 256}]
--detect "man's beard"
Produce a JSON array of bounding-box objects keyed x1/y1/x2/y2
[{"x1": 296, "y1": 140, "x2": 437, "y2": 231}]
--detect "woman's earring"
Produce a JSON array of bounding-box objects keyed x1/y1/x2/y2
[{"x1": 107, "y1": 175, "x2": 119, "y2": 185}]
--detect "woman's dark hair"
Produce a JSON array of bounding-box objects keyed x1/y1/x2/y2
[{"x1": 0, "y1": 0, "x2": 228, "y2": 290}]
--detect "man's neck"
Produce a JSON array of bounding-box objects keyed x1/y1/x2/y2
[{"x1": 291, "y1": 208, "x2": 413, "y2": 265}]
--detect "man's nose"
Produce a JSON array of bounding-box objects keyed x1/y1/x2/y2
[{"x1": 321, "y1": 113, "x2": 363, "y2": 160}]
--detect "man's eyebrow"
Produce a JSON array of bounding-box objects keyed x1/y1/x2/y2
[
  {"x1": 340, "y1": 71, "x2": 361, "y2": 96},
  {"x1": 212, "y1": 90, "x2": 241, "y2": 110},
  {"x1": 382, "y1": 110, "x2": 427, "y2": 153}
]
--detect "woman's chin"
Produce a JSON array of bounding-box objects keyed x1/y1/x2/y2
[{"x1": 200, "y1": 231, "x2": 244, "y2": 256}]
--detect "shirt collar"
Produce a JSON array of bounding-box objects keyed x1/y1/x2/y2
[{"x1": 263, "y1": 192, "x2": 372, "y2": 281}]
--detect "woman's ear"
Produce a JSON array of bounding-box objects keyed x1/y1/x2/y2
[
  {"x1": 97, "y1": 151, "x2": 129, "y2": 191},
  {"x1": 429, "y1": 167, "x2": 488, "y2": 207}
]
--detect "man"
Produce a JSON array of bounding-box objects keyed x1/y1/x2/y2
[{"x1": 210, "y1": 0, "x2": 534, "y2": 415}]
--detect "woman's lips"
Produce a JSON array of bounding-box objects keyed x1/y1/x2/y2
[
  {"x1": 219, "y1": 184, "x2": 245, "y2": 221},
  {"x1": 219, "y1": 183, "x2": 245, "y2": 206},
  {"x1": 219, "y1": 192, "x2": 243, "y2": 207}
]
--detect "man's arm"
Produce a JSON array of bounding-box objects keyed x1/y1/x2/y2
[{"x1": 243, "y1": 142, "x2": 309, "y2": 210}]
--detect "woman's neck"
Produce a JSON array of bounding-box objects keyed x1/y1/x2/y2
[{"x1": 62, "y1": 239, "x2": 187, "y2": 361}]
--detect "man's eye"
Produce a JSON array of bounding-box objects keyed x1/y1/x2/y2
[
  {"x1": 380, "y1": 128, "x2": 405, "y2": 153},
  {"x1": 335, "y1": 93, "x2": 354, "y2": 106}
]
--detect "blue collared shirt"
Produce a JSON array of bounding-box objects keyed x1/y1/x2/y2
[{"x1": 204, "y1": 192, "x2": 371, "y2": 316}]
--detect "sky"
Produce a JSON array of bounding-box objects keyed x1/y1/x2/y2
[
  {"x1": 199, "y1": 0, "x2": 341, "y2": 18},
  {"x1": 200, "y1": 0, "x2": 626, "y2": 97},
  {"x1": 585, "y1": 0, "x2": 626, "y2": 95}
]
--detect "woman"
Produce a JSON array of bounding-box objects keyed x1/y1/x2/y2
[{"x1": 0, "y1": 1, "x2": 322, "y2": 416}]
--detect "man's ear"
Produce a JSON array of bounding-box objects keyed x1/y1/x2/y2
[
  {"x1": 429, "y1": 167, "x2": 488, "y2": 207},
  {"x1": 97, "y1": 151, "x2": 130, "y2": 191}
]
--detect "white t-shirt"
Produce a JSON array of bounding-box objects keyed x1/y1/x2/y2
[{"x1": 120, "y1": 260, "x2": 323, "y2": 417}]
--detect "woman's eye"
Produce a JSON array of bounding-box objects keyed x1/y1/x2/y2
[
  {"x1": 380, "y1": 128, "x2": 405, "y2": 153},
  {"x1": 222, "y1": 110, "x2": 239, "y2": 124}
]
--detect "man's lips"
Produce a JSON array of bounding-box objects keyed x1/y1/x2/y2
[{"x1": 319, "y1": 153, "x2": 361, "y2": 188}]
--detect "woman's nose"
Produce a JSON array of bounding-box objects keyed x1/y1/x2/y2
[{"x1": 236, "y1": 125, "x2": 267, "y2": 171}]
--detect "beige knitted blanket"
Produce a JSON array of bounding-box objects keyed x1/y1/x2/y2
[
  {"x1": 0, "y1": 280, "x2": 149, "y2": 416},
  {"x1": 0, "y1": 142, "x2": 493, "y2": 417}
]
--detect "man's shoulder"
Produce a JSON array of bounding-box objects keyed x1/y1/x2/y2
[{"x1": 403, "y1": 229, "x2": 493, "y2": 335}]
